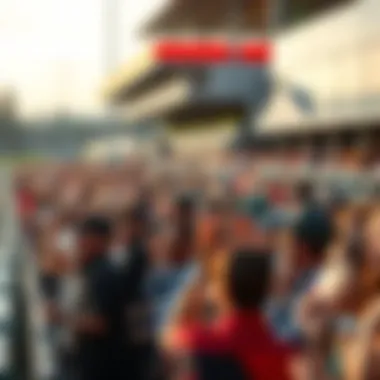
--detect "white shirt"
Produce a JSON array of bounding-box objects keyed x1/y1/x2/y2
[
  {"x1": 55, "y1": 228, "x2": 76, "y2": 261},
  {"x1": 109, "y1": 245, "x2": 128, "y2": 267},
  {"x1": 59, "y1": 272, "x2": 84, "y2": 349}
]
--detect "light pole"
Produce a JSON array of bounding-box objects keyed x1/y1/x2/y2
[
  {"x1": 104, "y1": 0, "x2": 120, "y2": 76},
  {"x1": 103, "y1": 0, "x2": 121, "y2": 115}
]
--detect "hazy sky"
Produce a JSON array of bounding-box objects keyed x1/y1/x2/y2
[{"x1": 0, "y1": 0, "x2": 167, "y2": 119}]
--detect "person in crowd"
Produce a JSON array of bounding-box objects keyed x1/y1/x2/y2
[
  {"x1": 15, "y1": 177, "x2": 38, "y2": 239},
  {"x1": 141, "y1": 194, "x2": 200, "y2": 377},
  {"x1": 197, "y1": 197, "x2": 233, "y2": 278},
  {"x1": 170, "y1": 194, "x2": 196, "y2": 263},
  {"x1": 146, "y1": 223, "x2": 176, "y2": 330},
  {"x1": 267, "y1": 197, "x2": 334, "y2": 345},
  {"x1": 331, "y1": 207, "x2": 380, "y2": 380},
  {"x1": 296, "y1": 206, "x2": 380, "y2": 379},
  {"x1": 162, "y1": 249, "x2": 296, "y2": 379},
  {"x1": 122, "y1": 205, "x2": 156, "y2": 380},
  {"x1": 38, "y1": 210, "x2": 71, "y2": 322},
  {"x1": 295, "y1": 180, "x2": 315, "y2": 208},
  {"x1": 294, "y1": 180, "x2": 328, "y2": 220},
  {"x1": 69, "y1": 216, "x2": 126, "y2": 380},
  {"x1": 16, "y1": 156, "x2": 380, "y2": 380}
]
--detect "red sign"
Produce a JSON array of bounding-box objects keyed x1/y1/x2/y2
[{"x1": 154, "y1": 39, "x2": 272, "y2": 64}]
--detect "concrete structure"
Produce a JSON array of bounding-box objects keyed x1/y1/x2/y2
[
  {"x1": 260, "y1": 0, "x2": 379, "y2": 133},
  {"x1": 0, "y1": 93, "x2": 132, "y2": 159},
  {"x1": 104, "y1": 0, "x2": 357, "y2": 155},
  {"x1": 0, "y1": 117, "x2": 136, "y2": 159},
  {"x1": 141, "y1": 0, "x2": 269, "y2": 35},
  {"x1": 104, "y1": 0, "x2": 274, "y2": 156},
  {"x1": 256, "y1": 0, "x2": 380, "y2": 159}
]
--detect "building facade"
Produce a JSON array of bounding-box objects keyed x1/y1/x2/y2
[
  {"x1": 104, "y1": 0, "x2": 274, "y2": 157},
  {"x1": 105, "y1": 0, "x2": 375, "y2": 158},
  {"x1": 257, "y1": 0, "x2": 380, "y2": 168}
]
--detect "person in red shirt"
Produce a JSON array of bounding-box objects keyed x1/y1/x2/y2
[
  {"x1": 16, "y1": 182, "x2": 36, "y2": 220},
  {"x1": 16, "y1": 181, "x2": 37, "y2": 241},
  {"x1": 162, "y1": 249, "x2": 296, "y2": 380}
]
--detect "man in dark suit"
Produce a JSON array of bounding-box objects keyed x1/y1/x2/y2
[
  {"x1": 74, "y1": 216, "x2": 126, "y2": 380},
  {"x1": 117, "y1": 205, "x2": 154, "y2": 379}
]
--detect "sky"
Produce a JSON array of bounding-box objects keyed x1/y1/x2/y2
[{"x1": 0, "y1": 0, "x2": 167, "y2": 119}]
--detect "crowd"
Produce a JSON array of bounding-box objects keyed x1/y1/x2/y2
[{"x1": 14, "y1": 154, "x2": 380, "y2": 380}]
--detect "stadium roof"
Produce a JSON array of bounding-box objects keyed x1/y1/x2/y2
[{"x1": 141, "y1": 0, "x2": 269, "y2": 35}]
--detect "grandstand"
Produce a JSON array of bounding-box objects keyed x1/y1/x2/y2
[
  {"x1": 104, "y1": 0, "x2": 274, "y2": 156},
  {"x1": 104, "y1": 0, "x2": 365, "y2": 157},
  {"x1": 256, "y1": 0, "x2": 380, "y2": 168}
]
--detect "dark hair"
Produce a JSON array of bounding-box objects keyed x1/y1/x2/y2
[
  {"x1": 78, "y1": 215, "x2": 112, "y2": 238},
  {"x1": 208, "y1": 197, "x2": 233, "y2": 215},
  {"x1": 294, "y1": 209, "x2": 333, "y2": 260},
  {"x1": 347, "y1": 233, "x2": 364, "y2": 269},
  {"x1": 176, "y1": 194, "x2": 195, "y2": 212},
  {"x1": 124, "y1": 205, "x2": 147, "y2": 224},
  {"x1": 226, "y1": 250, "x2": 271, "y2": 310},
  {"x1": 329, "y1": 193, "x2": 350, "y2": 216},
  {"x1": 296, "y1": 181, "x2": 314, "y2": 204}
]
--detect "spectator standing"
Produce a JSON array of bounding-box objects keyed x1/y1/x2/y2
[
  {"x1": 71, "y1": 216, "x2": 126, "y2": 380},
  {"x1": 117, "y1": 206, "x2": 154, "y2": 379},
  {"x1": 162, "y1": 250, "x2": 295, "y2": 380},
  {"x1": 267, "y1": 202, "x2": 334, "y2": 345}
]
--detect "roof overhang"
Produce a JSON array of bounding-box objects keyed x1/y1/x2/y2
[
  {"x1": 102, "y1": 44, "x2": 159, "y2": 103},
  {"x1": 141, "y1": 0, "x2": 268, "y2": 35},
  {"x1": 256, "y1": 99, "x2": 380, "y2": 137},
  {"x1": 257, "y1": 1, "x2": 380, "y2": 136},
  {"x1": 121, "y1": 77, "x2": 191, "y2": 122},
  {"x1": 103, "y1": 38, "x2": 271, "y2": 105}
]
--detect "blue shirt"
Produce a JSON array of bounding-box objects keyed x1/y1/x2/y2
[
  {"x1": 266, "y1": 268, "x2": 318, "y2": 344},
  {"x1": 145, "y1": 262, "x2": 198, "y2": 332}
]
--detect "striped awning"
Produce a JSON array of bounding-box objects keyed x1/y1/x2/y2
[{"x1": 121, "y1": 77, "x2": 191, "y2": 122}]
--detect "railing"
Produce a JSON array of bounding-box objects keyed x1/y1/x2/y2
[
  {"x1": 0, "y1": 166, "x2": 54, "y2": 380},
  {"x1": 0, "y1": 167, "x2": 20, "y2": 380},
  {"x1": 22, "y1": 233, "x2": 56, "y2": 380}
]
